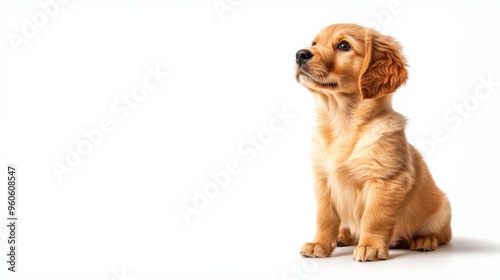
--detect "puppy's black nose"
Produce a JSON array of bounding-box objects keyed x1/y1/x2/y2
[{"x1": 296, "y1": 49, "x2": 313, "y2": 66}]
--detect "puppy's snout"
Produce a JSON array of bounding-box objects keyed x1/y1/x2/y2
[{"x1": 296, "y1": 49, "x2": 313, "y2": 66}]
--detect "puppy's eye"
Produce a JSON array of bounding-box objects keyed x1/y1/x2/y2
[
  {"x1": 337, "y1": 41, "x2": 350, "y2": 51},
  {"x1": 312, "y1": 41, "x2": 316, "y2": 46}
]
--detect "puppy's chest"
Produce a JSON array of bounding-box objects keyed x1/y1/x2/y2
[
  {"x1": 312, "y1": 137, "x2": 371, "y2": 227},
  {"x1": 313, "y1": 124, "x2": 388, "y2": 203},
  {"x1": 314, "y1": 118, "x2": 398, "y2": 183},
  {"x1": 314, "y1": 136, "x2": 365, "y2": 192},
  {"x1": 314, "y1": 134, "x2": 369, "y2": 186}
]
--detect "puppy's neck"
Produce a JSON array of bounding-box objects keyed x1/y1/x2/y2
[{"x1": 314, "y1": 92, "x2": 394, "y2": 143}]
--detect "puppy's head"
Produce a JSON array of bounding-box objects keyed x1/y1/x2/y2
[{"x1": 295, "y1": 23, "x2": 408, "y2": 99}]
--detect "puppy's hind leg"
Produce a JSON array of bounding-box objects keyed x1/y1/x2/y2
[{"x1": 410, "y1": 199, "x2": 452, "y2": 252}]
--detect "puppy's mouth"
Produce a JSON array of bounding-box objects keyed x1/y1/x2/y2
[{"x1": 296, "y1": 70, "x2": 338, "y2": 89}]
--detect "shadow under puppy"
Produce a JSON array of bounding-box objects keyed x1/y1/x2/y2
[{"x1": 294, "y1": 23, "x2": 451, "y2": 262}]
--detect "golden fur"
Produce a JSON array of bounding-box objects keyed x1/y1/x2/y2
[{"x1": 295, "y1": 23, "x2": 451, "y2": 261}]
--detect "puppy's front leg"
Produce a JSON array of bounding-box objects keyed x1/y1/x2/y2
[
  {"x1": 354, "y1": 177, "x2": 409, "y2": 261},
  {"x1": 301, "y1": 176, "x2": 339, "y2": 258}
]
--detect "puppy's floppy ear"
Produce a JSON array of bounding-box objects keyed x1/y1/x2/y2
[{"x1": 359, "y1": 29, "x2": 408, "y2": 99}]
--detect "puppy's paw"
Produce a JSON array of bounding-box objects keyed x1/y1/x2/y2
[
  {"x1": 410, "y1": 236, "x2": 438, "y2": 252},
  {"x1": 300, "y1": 242, "x2": 334, "y2": 258},
  {"x1": 353, "y1": 244, "x2": 389, "y2": 262},
  {"x1": 337, "y1": 228, "x2": 355, "y2": 247}
]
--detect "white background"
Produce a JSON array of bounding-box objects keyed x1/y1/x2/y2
[{"x1": 1, "y1": 0, "x2": 500, "y2": 279}]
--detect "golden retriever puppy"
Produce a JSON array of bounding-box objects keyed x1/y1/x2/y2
[{"x1": 295, "y1": 23, "x2": 451, "y2": 261}]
